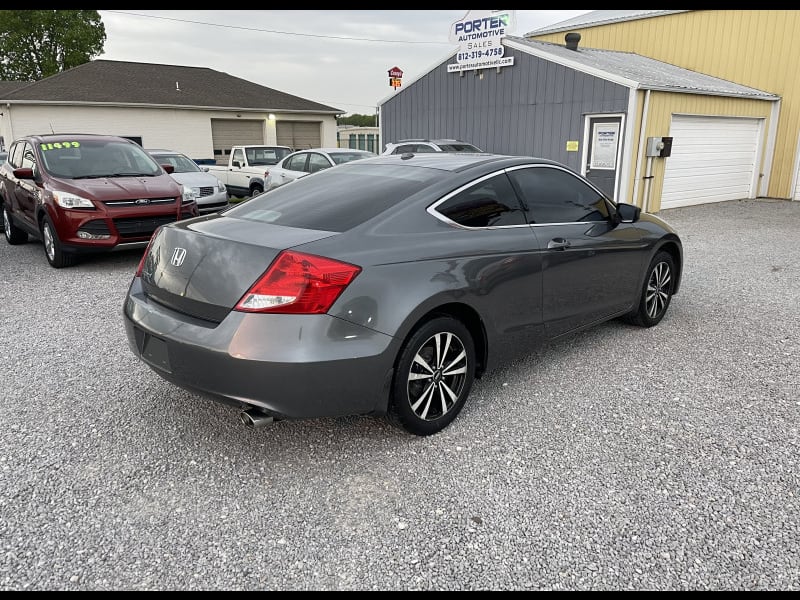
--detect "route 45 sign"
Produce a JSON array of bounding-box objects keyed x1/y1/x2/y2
[{"x1": 447, "y1": 10, "x2": 516, "y2": 73}]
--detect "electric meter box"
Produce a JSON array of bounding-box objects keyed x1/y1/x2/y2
[{"x1": 646, "y1": 136, "x2": 673, "y2": 158}]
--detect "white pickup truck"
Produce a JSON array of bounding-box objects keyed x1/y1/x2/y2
[{"x1": 207, "y1": 145, "x2": 293, "y2": 197}]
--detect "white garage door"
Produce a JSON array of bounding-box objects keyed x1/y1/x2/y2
[{"x1": 661, "y1": 115, "x2": 762, "y2": 209}]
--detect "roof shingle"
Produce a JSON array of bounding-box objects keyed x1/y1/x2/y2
[{"x1": 1, "y1": 60, "x2": 342, "y2": 114}]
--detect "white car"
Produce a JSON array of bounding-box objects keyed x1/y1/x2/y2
[
  {"x1": 147, "y1": 149, "x2": 229, "y2": 214},
  {"x1": 265, "y1": 148, "x2": 376, "y2": 191},
  {"x1": 381, "y1": 139, "x2": 483, "y2": 155}
]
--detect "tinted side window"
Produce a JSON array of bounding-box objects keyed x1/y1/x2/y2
[
  {"x1": 413, "y1": 144, "x2": 436, "y2": 153},
  {"x1": 438, "y1": 144, "x2": 482, "y2": 152},
  {"x1": 508, "y1": 166, "x2": 610, "y2": 223},
  {"x1": 392, "y1": 144, "x2": 416, "y2": 155},
  {"x1": 434, "y1": 173, "x2": 526, "y2": 228}
]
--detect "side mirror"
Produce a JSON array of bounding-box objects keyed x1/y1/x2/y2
[
  {"x1": 161, "y1": 163, "x2": 175, "y2": 174},
  {"x1": 13, "y1": 167, "x2": 35, "y2": 180},
  {"x1": 201, "y1": 167, "x2": 209, "y2": 172},
  {"x1": 232, "y1": 160, "x2": 242, "y2": 169},
  {"x1": 615, "y1": 202, "x2": 641, "y2": 223}
]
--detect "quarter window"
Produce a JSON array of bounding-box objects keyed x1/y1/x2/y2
[
  {"x1": 434, "y1": 173, "x2": 526, "y2": 228},
  {"x1": 307, "y1": 153, "x2": 330, "y2": 173},
  {"x1": 284, "y1": 153, "x2": 308, "y2": 172},
  {"x1": 508, "y1": 166, "x2": 610, "y2": 223}
]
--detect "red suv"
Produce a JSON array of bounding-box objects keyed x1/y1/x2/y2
[{"x1": 0, "y1": 133, "x2": 198, "y2": 267}]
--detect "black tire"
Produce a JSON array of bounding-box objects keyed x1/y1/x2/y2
[
  {"x1": 40, "y1": 214, "x2": 76, "y2": 268},
  {"x1": 387, "y1": 316, "x2": 476, "y2": 436},
  {"x1": 2, "y1": 203, "x2": 28, "y2": 245},
  {"x1": 625, "y1": 250, "x2": 676, "y2": 327},
  {"x1": 249, "y1": 183, "x2": 264, "y2": 197}
]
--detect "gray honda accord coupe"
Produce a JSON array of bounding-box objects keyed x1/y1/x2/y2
[{"x1": 123, "y1": 152, "x2": 683, "y2": 436}]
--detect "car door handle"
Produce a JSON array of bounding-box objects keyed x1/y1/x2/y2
[{"x1": 547, "y1": 238, "x2": 571, "y2": 250}]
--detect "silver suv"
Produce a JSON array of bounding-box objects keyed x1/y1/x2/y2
[{"x1": 381, "y1": 139, "x2": 483, "y2": 155}]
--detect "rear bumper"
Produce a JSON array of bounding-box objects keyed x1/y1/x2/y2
[{"x1": 123, "y1": 278, "x2": 399, "y2": 420}]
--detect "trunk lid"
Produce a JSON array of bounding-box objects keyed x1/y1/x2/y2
[{"x1": 140, "y1": 215, "x2": 337, "y2": 322}]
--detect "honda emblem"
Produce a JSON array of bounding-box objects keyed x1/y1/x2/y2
[{"x1": 171, "y1": 247, "x2": 187, "y2": 267}]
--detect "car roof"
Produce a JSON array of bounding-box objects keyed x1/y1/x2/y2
[
  {"x1": 359, "y1": 152, "x2": 560, "y2": 172},
  {"x1": 241, "y1": 144, "x2": 292, "y2": 148},
  {"x1": 390, "y1": 139, "x2": 470, "y2": 144},
  {"x1": 145, "y1": 149, "x2": 191, "y2": 156},
  {"x1": 22, "y1": 133, "x2": 139, "y2": 143},
  {"x1": 293, "y1": 147, "x2": 374, "y2": 153}
]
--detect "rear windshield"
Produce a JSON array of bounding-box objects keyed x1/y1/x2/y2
[
  {"x1": 38, "y1": 138, "x2": 162, "y2": 179},
  {"x1": 223, "y1": 162, "x2": 442, "y2": 232},
  {"x1": 151, "y1": 153, "x2": 200, "y2": 173},
  {"x1": 330, "y1": 151, "x2": 376, "y2": 165},
  {"x1": 246, "y1": 146, "x2": 293, "y2": 166}
]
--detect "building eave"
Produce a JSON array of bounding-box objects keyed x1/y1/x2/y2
[{"x1": 1, "y1": 99, "x2": 342, "y2": 115}]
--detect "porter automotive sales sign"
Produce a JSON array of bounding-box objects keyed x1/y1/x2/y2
[{"x1": 447, "y1": 10, "x2": 516, "y2": 73}]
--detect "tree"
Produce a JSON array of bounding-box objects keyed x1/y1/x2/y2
[
  {"x1": 0, "y1": 10, "x2": 106, "y2": 81},
  {"x1": 337, "y1": 113, "x2": 378, "y2": 127}
]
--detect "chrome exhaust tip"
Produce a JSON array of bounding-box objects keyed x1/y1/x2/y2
[{"x1": 240, "y1": 408, "x2": 274, "y2": 429}]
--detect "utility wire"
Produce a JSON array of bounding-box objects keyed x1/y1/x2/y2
[{"x1": 103, "y1": 10, "x2": 452, "y2": 45}]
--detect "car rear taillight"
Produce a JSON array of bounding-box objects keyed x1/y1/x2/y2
[
  {"x1": 235, "y1": 250, "x2": 361, "y2": 314},
  {"x1": 135, "y1": 227, "x2": 161, "y2": 277}
]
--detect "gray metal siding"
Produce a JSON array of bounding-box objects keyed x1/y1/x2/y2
[{"x1": 381, "y1": 47, "x2": 629, "y2": 173}]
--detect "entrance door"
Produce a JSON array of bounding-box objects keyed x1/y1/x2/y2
[{"x1": 584, "y1": 115, "x2": 623, "y2": 200}]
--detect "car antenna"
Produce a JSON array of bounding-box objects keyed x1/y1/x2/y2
[{"x1": 49, "y1": 123, "x2": 55, "y2": 134}]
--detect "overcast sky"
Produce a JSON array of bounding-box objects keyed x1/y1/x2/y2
[{"x1": 97, "y1": 10, "x2": 593, "y2": 115}]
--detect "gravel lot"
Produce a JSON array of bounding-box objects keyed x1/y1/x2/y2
[{"x1": 1, "y1": 198, "x2": 798, "y2": 590}]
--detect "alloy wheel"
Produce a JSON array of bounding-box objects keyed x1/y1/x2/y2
[
  {"x1": 3, "y1": 208, "x2": 10, "y2": 239},
  {"x1": 407, "y1": 331, "x2": 469, "y2": 421},
  {"x1": 43, "y1": 221, "x2": 56, "y2": 261},
  {"x1": 646, "y1": 261, "x2": 672, "y2": 319}
]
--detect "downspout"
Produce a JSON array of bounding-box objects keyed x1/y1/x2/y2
[
  {"x1": 4, "y1": 103, "x2": 14, "y2": 145},
  {"x1": 617, "y1": 86, "x2": 638, "y2": 204},
  {"x1": 631, "y1": 89, "x2": 650, "y2": 209},
  {"x1": 791, "y1": 126, "x2": 800, "y2": 201},
  {"x1": 759, "y1": 97, "x2": 780, "y2": 197}
]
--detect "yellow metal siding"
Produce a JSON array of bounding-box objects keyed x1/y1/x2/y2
[
  {"x1": 632, "y1": 92, "x2": 773, "y2": 211},
  {"x1": 532, "y1": 10, "x2": 800, "y2": 198}
]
